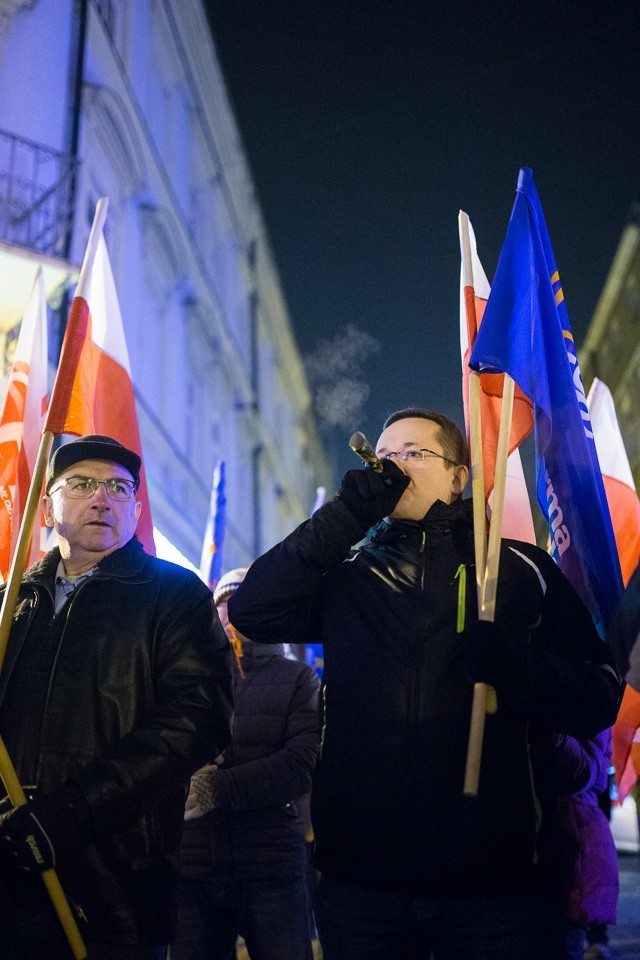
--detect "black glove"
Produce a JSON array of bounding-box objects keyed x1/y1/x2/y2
[
  {"x1": 463, "y1": 619, "x2": 527, "y2": 694},
  {"x1": 0, "y1": 784, "x2": 88, "y2": 875},
  {"x1": 337, "y1": 460, "x2": 410, "y2": 529}
]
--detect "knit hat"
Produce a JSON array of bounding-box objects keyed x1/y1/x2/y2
[
  {"x1": 47, "y1": 435, "x2": 141, "y2": 492},
  {"x1": 213, "y1": 567, "x2": 248, "y2": 605}
]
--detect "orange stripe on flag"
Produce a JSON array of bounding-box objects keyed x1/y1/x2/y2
[
  {"x1": 612, "y1": 684, "x2": 640, "y2": 802},
  {"x1": 587, "y1": 377, "x2": 640, "y2": 586},
  {"x1": 602, "y1": 475, "x2": 640, "y2": 586},
  {"x1": 0, "y1": 269, "x2": 48, "y2": 580}
]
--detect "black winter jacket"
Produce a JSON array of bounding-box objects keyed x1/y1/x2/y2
[
  {"x1": 229, "y1": 497, "x2": 620, "y2": 898},
  {"x1": 0, "y1": 537, "x2": 233, "y2": 944},
  {"x1": 181, "y1": 641, "x2": 320, "y2": 880}
]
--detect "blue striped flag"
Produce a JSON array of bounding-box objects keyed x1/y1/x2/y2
[
  {"x1": 200, "y1": 459, "x2": 227, "y2": 591},
  {"x1": 469, "y1": 168, "x2": 622, "y2": 635}
]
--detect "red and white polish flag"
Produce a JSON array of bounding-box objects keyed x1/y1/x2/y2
[
  {"x1": 587, "y1": 377, "x2": 640, "y2": 586},
  {"x1": 0, "y1": 267, "x2": 48, "y2": 580},
  {"x1": 459, "y1": 215, "x2": 535, "y2": 544},
  {"x1": 45, "y1": 233, "x2": 155, "y2": 554},
  {"x1": 587, "y1": 377, "x2": 640, "y2": 801}
]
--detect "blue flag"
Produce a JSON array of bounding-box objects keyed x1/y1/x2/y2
[
  {"x1": 200, "y1": 459, "x2": 227, "y2": 591},
  {"x1": 469, "y1": 168, "x2": 622, "y2": 635}
]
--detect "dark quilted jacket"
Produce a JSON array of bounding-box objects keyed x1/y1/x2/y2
[
  {"x1": 553, "y1": 730, "x2": 619, "y2": 925},
  {"x1": 180, "y1": 641, "x2": 320, "y2": 880}
]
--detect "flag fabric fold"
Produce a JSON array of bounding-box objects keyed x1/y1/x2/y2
[
  {"x1": 0, "y1": 268, "x2": 48, "y2": 580},
  {"x1": 45, "y1": 234, "x2": 155, "y2": 554},
  {"x1": 200, "y1": 459, "x2": 226, "y2": 591},
  {"x1": 612, "y1": 684, "x2": 640, "y2": 803},
  {"x1": 587, "y1": 377, "x2": 640, "y2": 587},
  {"x1": 586, "y1": 378, "x2": 640, "y2": 799},
  {"x1": 459, "y1": 216, "x2": 535, "y2": 544},
  {"x1": 469, "y1": 168, "x2": 622, "y2": 634}
]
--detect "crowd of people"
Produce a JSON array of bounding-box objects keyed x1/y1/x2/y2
[{"x1": 0, "y1": 409, "x2": 637, "y2": 960}]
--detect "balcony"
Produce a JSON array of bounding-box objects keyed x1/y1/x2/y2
[{"x1": 0, "y1": 127, "x2": 79, "y2": 258}]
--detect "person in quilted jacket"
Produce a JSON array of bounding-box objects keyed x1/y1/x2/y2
[{"x1": 173, "y1": 567, "x2": 321, "y2": 960}]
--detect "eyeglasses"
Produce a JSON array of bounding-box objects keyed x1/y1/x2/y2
[
  {"x1": 381, "y1": 448, "x2": 458, "y2": 466},
  {"x1": 49, "y1": 476, "x2": 137, "y2": 501}
]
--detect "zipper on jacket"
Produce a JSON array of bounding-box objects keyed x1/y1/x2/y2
[
  {"x1": 319, "y1": 683, "x2": 327, "y2": 758},
  {"x1": 37, "y1": 577, "x2": 94, "y2": 776},
  {"x1": 525, "y1": 725, "x2": 543, "y2": 866},
  {"x1": 39, "y1": 566, "x2": 151, "y2": 734},
  {"x1": 408, "y1": 524, "x2": 430, "y2": 876},
  {"x1": 419, "y1": 529, "x2": 426, "y2": 590},
  {"x1": 0, "y1": 588, "x2": 45, "y2": 709},
  {"x1": 455, "y1": 564, "x2": 467, "y2": 633}
]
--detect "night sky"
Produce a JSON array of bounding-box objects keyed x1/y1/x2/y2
[{"x1": 207, "y1": 1, "x2": 640, "y2": 483}]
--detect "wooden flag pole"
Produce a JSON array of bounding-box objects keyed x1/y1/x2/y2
[
  {"x1": 0, "y1": 431, "x2": 53, "y2": 673},
  {"x1": 469, "y1": 373, "x2": 487, "y2": 599},
  {"x1": 463, "y1": 373, "x2": 515, "y2": 796},
  {"x1": 0, "y1": 197, "x2": 108, "y2": 666},
  {"x1": 459, "y1": 213, "x2": 489, "y2": 606},
  {"x1": 0, "y1": 197, "x2": 108, "y2": 959},
  {"x1": 481, "y1": 375, "x2": 515, "y2": 622},
  {"x1": 459, "y1": 211, "x2": 496, "y2": 797},
  {"x1": 0, "y1": 736, "x2": 87, "y2": 958}
]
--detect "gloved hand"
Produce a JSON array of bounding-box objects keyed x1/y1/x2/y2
[
  {"x1": 0, "y1": 784, "x2": 87, "y2": 875},
  {"x1": 184, "y1": 761, "x2": 221, "y2": 821},
  {"x1": 463, "y1": 619, "x2": 527, "y2": 694},
  {"x1": 337, "y1": 459, "x2": 410, "y2": 529}
]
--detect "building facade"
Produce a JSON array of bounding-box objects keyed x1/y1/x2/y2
[
  {"x1": 0, "y1": 0, "x2": 333, "y2": 569},
  {"x1": 580, "y1": 205, "x2": 640, "y2": 488}
]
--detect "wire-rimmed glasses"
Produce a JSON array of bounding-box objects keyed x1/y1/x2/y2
[
  {"x1": 49, "y1": 476, "x2": 137, "y2": 501},
  {"x1": 380, "y1": 448, "x2": 458, "y2": 466}
]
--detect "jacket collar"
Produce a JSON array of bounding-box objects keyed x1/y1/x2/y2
[
  {"x1": 23, "y1": 535, "x2": 149, "y2": 587},
  {"x1": 369, "y1": 497, "x2": 474, "y2": 545},
  {"x1": 241, "y1": 640, "x2": 285, "y2": 663}
]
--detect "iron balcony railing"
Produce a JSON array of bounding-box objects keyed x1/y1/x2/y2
[{"x1": 0, "y1": 127, "x2": 79, "y2": 258}]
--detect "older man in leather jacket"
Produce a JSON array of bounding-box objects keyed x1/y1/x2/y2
[
  {"x1": 0, "y1": 435, "x2": 233, "y2": 960},
  {"x1": 229, "y1": 408, "x2": 620, "y2": 960}
]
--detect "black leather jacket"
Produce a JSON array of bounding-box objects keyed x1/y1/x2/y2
[
  {"x1": 229, "y1": 497, "x2": 619, "y2": 897},
  {"x1": 0, "y1": 536, "x2": 233, "y2": 944}
]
